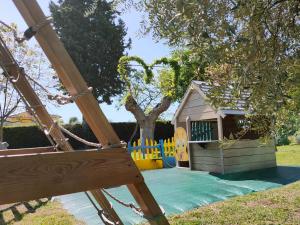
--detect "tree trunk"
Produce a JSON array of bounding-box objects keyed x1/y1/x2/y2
[
  {"x1": 0, "y1": 119, "x2": 4, "y2": 143},
  {"x1": 124, "y1": 94, "x2": 172, "y2": 144},
  {"x1": 0, "y1": 124, "x2": 3, "y2": 143},
  {"x1": 139, "y1": 117, "x2": 156, "y2": 142}
]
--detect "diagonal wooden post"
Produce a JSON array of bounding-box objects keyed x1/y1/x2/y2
[
  {"x1": 0, "y1": 37, "x2": 123, "y2": 224},
  {"x1": 12, "y1": 0, "x2": 169, "y2": 224}
]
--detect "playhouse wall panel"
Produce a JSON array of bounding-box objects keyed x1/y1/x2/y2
[
  {"x1": 223, "y1": 160, "x2": 277, "y2": 174},
  {"x1": 222, "y1": 139, "x2": 277, "y2": 173},
  {"x1": 189, "y1": 143, "x2": 223, "y2": 173},
  {"x1": 177, "y1": 90, "x2": 218, "y2": 122}
]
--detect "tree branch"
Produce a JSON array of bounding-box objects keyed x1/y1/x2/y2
[
  {"x1": 148, "y1": 96, "x2": 172, "y2": 120},
  {"x1": 124, "y1": 94, "x2": 146, "y2": 122}
]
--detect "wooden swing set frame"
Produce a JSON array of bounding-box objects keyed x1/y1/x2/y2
[{"x1": 0, "y1": 0, "x2": 169, "y2": 224}]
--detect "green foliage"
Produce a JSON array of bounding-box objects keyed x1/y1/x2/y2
[
  {"x1": 132, "y1": 0, "x2": 300, "y2": 136},
  {"x1": 118, "y1": 56, "x2": 153, "y2": 85},
  {"x1": 169, "y1": 49, "x2": 212, "y2": 100},
  {"x1": 4, "y1": 122, "x2": 174, "y2": 149},
  {"x1": 117, "y1": 55, "x2": 180, "y2": 107},
  {"x1": 118, "y1": 55, "x2": 180, "y2": 89},
  {"x1": 68, "y1": 117, "x2": 80, "y2": 125},
  {"x1": 50, "y1": 0, "x2": 130, "y2": 104},
  {"x1": 3, "y1": 126, "x2": 50, "y2": 149},
  {"x1": 275, "y1": 111, "x2": 300, "y2": 145}
]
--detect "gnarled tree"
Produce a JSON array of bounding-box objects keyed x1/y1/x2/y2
[
  {"x1": 118, "y1": 56, "x2": 179, "y2": 141},
  {"x1": 0, "y1": 24, "x2": 59, "y2": 143}
]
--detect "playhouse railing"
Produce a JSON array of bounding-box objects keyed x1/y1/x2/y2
[{"x1": 127, "y1": 138, "x2": 176, "y2": 169}]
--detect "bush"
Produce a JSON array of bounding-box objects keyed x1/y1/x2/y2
[
  {"x1": 276, "y1": 135, "x2": 290, "y2": 146},
  {"x1": 3, "y1": 122, "x2": 174, "y2": 149}
]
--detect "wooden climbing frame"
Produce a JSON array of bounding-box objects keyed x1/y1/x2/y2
[{"x1": 0, "y1": 0, "x2": 170, "y2": 224}]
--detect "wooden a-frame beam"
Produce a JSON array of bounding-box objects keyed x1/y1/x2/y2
[
  {"x1": 0, "y1": 38, "x2": 123, "y2": 224},
  {"x1": 0, "y1": 149, "x2": 142, "y2": 204},
  {"x1": 0, "y1": 146, "x2": 55, "y2": 156},
  {"x1": 12, "y1": 1, "x2": 169, "y2": 224},
  {"x1": 0, "y1": 40, "x2": 73, "y2": 152}
]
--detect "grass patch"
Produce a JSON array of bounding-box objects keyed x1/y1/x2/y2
[
  {"x1": 276, "y1": 144, "x2": 300, "y2": 166},
  {"x1": 6, "y1": 200, "x2": 85, "y2": 225},
  {"x1": 150, "y1": 181, "x2": 300, "y2": 225}
]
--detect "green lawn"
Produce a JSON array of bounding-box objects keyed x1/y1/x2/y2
[
  {"x1": 276, "y1": 144, "x2": 300, "y2": 166},
  {"x1": 166, "y1": 181, "x2": 300, "y2": 225},
  {"x1": 4, "y1": 145, "x2": 300, "y2": 225},
  {"x1": 1, "y1": 200, "x2": 84, "y2": 225}
]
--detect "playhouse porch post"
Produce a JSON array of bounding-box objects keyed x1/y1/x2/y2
[
  {"x1": 185, "y1": 116, "x2": 192, "y2": 169},
  {"x1": 217, "y1": 115, "x2": 224, "y2": 141}
]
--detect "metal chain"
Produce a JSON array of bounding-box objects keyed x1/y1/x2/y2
[
  {"x1": 102, "y1": 189, "x2": 144, "y2": 217},
  {"x1": 84, "y1": 192, "x2": 118, "y2": 225}
]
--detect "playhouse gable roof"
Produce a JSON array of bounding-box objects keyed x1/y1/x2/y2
[{"x1": 172, "y1": 81, "x2": 248, "y2": 123}]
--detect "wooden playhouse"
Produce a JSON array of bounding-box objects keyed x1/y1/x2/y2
[{"x1": 172, "y1": 81, "x2": 277, "y2": 174}]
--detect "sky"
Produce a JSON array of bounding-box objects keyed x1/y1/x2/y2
[{"x1": 0, "y1": 0, "x2": 177, "y2": 123}]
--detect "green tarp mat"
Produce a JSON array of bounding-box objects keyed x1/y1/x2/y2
[{"x1": 58, "y1": 166, "x2": 300, "y2": 225}]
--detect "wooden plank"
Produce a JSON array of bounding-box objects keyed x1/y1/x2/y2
[
  {"x1": 127, "y1": 182, "x2": 170, "y2": 225},
  {"x1": 178, "y1": 113, "x2": 218, "y2": 122},
  {"x1": 0, "y1": 38, "x2": 123, "y2": 224},
  {"x1": 223, "y1": 146, "x2": 275, "y2": 157},
  {"x1": 0, "y1": 148, "x2": 142, "y2": 204},
  {"x1": 13, "y1": 1, "x2": 168, "y2": 224},
  {"x1": 191, "y1": 156, "x2": 222, "y2": 165},
  {"x1": 0, "y1": 40, "x2": 72, "y2": 152},
  {"x1": 190, "y1": 151, "x2": 221, "y2": 158},
  {"x1": 217, "y1": 116, "x2": 223, "y2": 141},
  {"x1": 224, "y1": 160, "x2": 277, "y2": 174},
  {"x1": 12, "y1": 0, "x2": 119, "y2": 146},
  {"x1": 190, "y1": 142, "x2": 220, "y2": 153},
  {"x1": 185, "y1": 98, "x2": 206, "y2": 108},
  {"x1": 223, "y1": 153, "x2": 276, "y2": 166},
  {"x1": 188, "y1": 91, "x2": 201, "y2": 101},
  {"x1": 0, "y1": 146, "x2": 55, "y2": 156},
  {"x1": 222, "y1": 139, "x2": 275, "y2": 150},
  {"x1": 191, "y1": 163, "x2": 223, "y2": 173},
  {"x1": 186, "y1": 116, "x2": 192, "y2": 169},
  {"x1": 179, "y1": 105, "x2": 215, "y2": 117}
]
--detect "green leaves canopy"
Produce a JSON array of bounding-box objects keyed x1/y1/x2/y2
[
  {"x1": 50, "y1": 0, "x2": 130, "y2": 104},
  {"x1": 117, "y1": 55, "x2": 180, "y2": 101},
  {"x1": 136, "y1": 0, "x2": 300, "y2": 133}
]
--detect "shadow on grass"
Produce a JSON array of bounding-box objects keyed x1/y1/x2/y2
[
  {"x1": 212, "y1": 166, "x2": 300, "y2": 185},
  {"x1": 0, "y1": 198, "x2": 51, "y2": 225}
]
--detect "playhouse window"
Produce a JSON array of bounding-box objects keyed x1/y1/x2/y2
[{"x1": 191, "y1": 121, "x2": 216, "y2": 141}]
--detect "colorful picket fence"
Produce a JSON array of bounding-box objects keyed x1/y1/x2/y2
[{"x1": 127, "y1": 138, "x2": 176, "y2": 170}]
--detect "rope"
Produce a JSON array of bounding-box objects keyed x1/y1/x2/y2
[
  {"x1": 23, "y1": 73, "x2": 92, "y2": 105},
  {"x1": 0, "y1": 37, "x2": 57, "y2": 149},
  {"x1": 59, "y1": 125, "x2": 102, "y2": 148},
  {"x1": 59, "y1": 124, "x2": 127, "y2": 150}
]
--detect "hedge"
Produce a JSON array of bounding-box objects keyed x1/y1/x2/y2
[{"x1": 3, "y1": 121, "x2": 174, "y2": 149}]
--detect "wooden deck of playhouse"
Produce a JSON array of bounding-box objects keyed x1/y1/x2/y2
[
  {"x1": 172, "y1": 81, "x2": 277, "y2": 174},
  {"x1": 189, "y1": 139, "x2": 277, "y2": 174}
]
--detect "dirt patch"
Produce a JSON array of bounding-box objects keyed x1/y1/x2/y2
[{"x1": 245, "y1": 199, "x2": 278, "y2": 208}]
